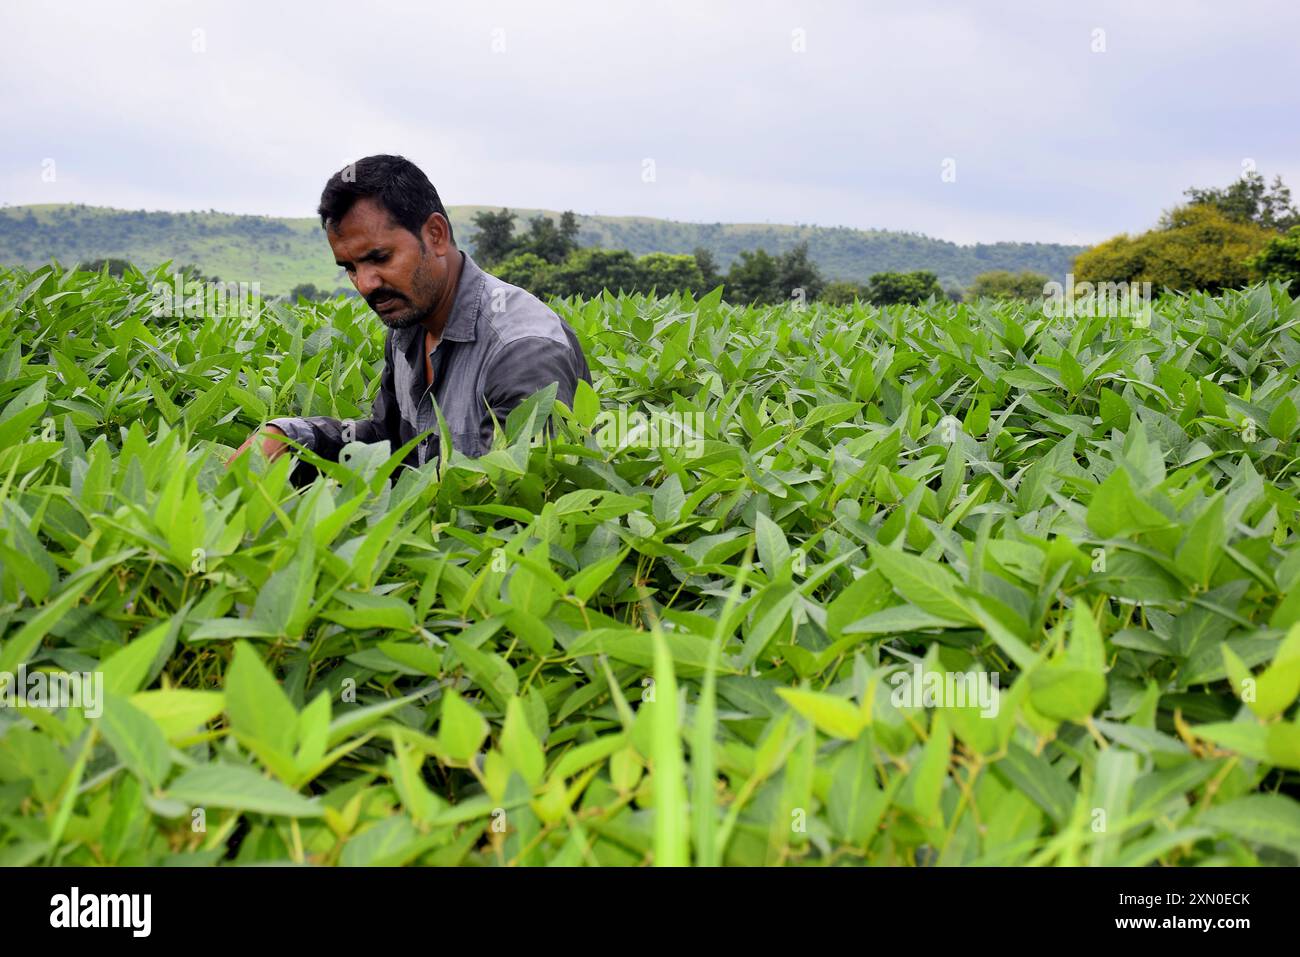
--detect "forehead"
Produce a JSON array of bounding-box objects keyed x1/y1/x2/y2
[{"x1": 326, "y1": 198, "x2": 408, "y2": 250}]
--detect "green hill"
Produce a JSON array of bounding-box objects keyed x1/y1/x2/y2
[{"x1": 0, "y1": 203, "x2": 1087, "y2": 295}]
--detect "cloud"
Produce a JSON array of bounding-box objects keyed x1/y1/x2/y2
[{"x1": 2, "y1": 0, "x2": 1297, "y2": 245}]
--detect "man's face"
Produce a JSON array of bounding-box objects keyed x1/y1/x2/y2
[{"x1": 327, "y1": 196, "x2": 455, "y2": 329}]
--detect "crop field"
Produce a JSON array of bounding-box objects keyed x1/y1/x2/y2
[{"x1": 1, "y1": 262, "x2": 1300, "y2": 867}]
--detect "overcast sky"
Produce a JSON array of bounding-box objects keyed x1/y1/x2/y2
[{"x1": 2, "y1": 0, "x2": 1296, "y2": 245}]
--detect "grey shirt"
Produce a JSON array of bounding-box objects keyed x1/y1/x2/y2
[{"x1": 269, "y1": 249, "x2": 591, "y2": 484}]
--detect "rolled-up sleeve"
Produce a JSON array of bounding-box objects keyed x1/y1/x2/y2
[{"x1": 266, "y1": 415, "x2": 315, "y2": 448}]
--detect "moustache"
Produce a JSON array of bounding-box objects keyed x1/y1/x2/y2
[{"x1": 368, "y1": 290, "x2": 407, "y2": 309}]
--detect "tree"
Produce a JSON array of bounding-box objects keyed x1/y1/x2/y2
[
  {"x1": 178, "y1": 263, "x2": 222, "y2": 283},
  {"x1": 1248, "y1": 226, "x2": 1300, "y2": 287},
  {"x1": 77, "y1": 257, "x2": 133, "y2": 277},
  {"x1": 693, "y1": 246, "x2": 721, "y2": 289},
  {"x1": 494, "y1": 252, "x2": 556, "y2": 298},
  {"x1": 551, "y1": 248, "x2": 642, "y2": 298},
  {"x1": 517, "y1": 214, "x2": 579, "y2": 265},
  {"x1": 1183, "y1": 171, "x2": 1299, "y2": 233},
  {"x1": 820, "y1": 280, "x2": 868, "y2": 305},
  {"x1": 969, "y1": 270, "x2": 1050, "y2": 300},
  {"x1": 636, "y1": 252, "x2": 704, "y2": 296},
  {"x1": 470, "y1": 208, "x2": 517, "y2": 267},
  {"x1": 288, "y1": 282, "x2": 323, "y2": 302},
  {"x1": 1074, "y1": 204, "x2": 1273, "y2": 293},
  {"x1": 725, "y1": 248, "x2": 781, "y2": 304},
  {"x1": 865, "y1": 271, "x2": 943, "y2": 305},
  {"x1": 774, "y1": 242, "x2": 825, "y2": 303},
  {"x1": 558, "y1": 211, "x2": 580, "y2": 250}
]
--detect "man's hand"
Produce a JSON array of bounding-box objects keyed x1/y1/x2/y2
[{"x1": 227, "y1": 424, "x2": 290, "y2": 468}]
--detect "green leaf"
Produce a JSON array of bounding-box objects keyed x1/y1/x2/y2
[
  {"x1": 753, "y1": 511, "x2": 791, "y2": 576},
  {"x1": 569, "y1": 626, "x2": 721, "y2": 677},
  {"x1": 1225, "y1": 623, "x2": 1300, "y2": 719},
  {"x1": 446, "y1": 635, "x2": 517, "y2": 712},
  {"x1": 869, "y1": 544, "x2": 975, "y2": 624},
  {"x1": 572, "y1": 378, "x2": 600, "y2": 429},
  {"x1": 0, "y1": 577, "x2": 95, "y2": 676},
  {"x1": 549, "y1": 733, "x2": 627, "y2": 783},
  {"x1": 1175, "y1": 494, "x2": 1225, "y2": 587},
  {"x1": 130, "y1": 690, "x2": 224, "y2": 744},
  {"x1": 1199, "y1": 794, "x2": 1300, "y2": 857},
  {"x1": 567, "y1": 548, "x2": 628, "y2": 604},
  {"x1": 1087, "y1": 466, "x2": 1172, "y2": 539},
  {"x1": 251, "y1": 536, "x2": 317, "y2": 637},
  {"x1": 827, "y1": 732, "x2": 890, "y2": 844},
  {"x1": 320, "y1": 592, "x2": 415, "y2": 632},
  {"x1": 650, "y1": 623, "x2": 689, "y2": 866},
  {"x1": 224, "y1": 641, "x2": 299, "y2": 780},
  {"x1": 186, "y1": 619, "x2": 279, "y2": 642},
  {"x1": 438, "y1": 690, "x2": 488, "y2": 763},
  {"x1": 1268, "y1": 396, "x2": 1297, "y2": 440},
  {"x1": 652, "y1": 473, "x2": 685, "y2": 525},
  {"x1": 167, "y1": 763, "x2": 324, "y2": 818},
  {"x1": 992, "y1": 742, "x2": 1075, "y2": 825},
  {"x1": 100, "y1": 622, "x2": 169, "y2": 696},
  {"x1": 776, "y1": 687, "x2": 867, "y2": 740},
  {"x1": 183, "y1": 377, "x2": 231, "y2": 430},
  {"x1": 99, "y1": 693, "x2": 171, "y2": 789},
  {"x1": 326, "y1": 692, "x2": 426, "y2": 749},
  {"x1": 905, "y1": 710, "x2": 950, "y2": 824},
  {"x1": 340, "y1": 815, "x2": 421, "y2": 866},
  {"x1": 376, "y1": 640, "x2": 441, "y2": 677},
  {"x1": 508, "y1": 545, "x2": 557, "y2": 618},
  {"x1": 1088, "y1": 748, "x2": 1138, "y2": 865},
  {"x1": 295, "y1": 691, "x2": 331, "y2": 773},
  {"x1": 499, "y1": 697, "x2": 545, "y2": 788},
  {"x1": 1028, "y1": 603, "x2": 1106, "y2": 723}
]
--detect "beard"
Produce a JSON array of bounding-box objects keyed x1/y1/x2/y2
[
  {"x1": 369, "y1": 252, "x2": 440, "y2": 329},
  {"x1": 373, "y1": 297, "x2": 426, "y2": 329}
]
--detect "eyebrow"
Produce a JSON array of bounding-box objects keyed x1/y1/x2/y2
[{"x1": 335, "y1": 248, "x2": 388, "y2": 269}]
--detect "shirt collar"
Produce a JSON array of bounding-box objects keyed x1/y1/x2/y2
[{"x1": 391, "y1": 248, "x2": 484, "y2": 353}]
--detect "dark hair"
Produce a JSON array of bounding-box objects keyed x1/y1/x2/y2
[{"x1": 317, "y1": 154, "x2": 454, "y2": 244}]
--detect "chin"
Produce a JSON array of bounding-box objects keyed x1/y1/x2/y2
[{"x1": 378, "y1": 308, "x2": 423, "y2": 329}]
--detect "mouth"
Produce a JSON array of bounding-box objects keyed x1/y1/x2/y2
[{"x1": 372, "y1": 295, "x2": 403, "y2": 313}]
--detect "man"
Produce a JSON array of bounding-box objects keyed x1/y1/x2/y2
[{"x1": 230, "y1": 154, "x2": 591, "y2": 482}]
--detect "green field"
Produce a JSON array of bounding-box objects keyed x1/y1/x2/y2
[
  {"x1": 0, "y1": 204, "x2": 1087, "y2": 296},
  {"x1": 1, "y1": 261, "x2": 1299, "y2": 866}
]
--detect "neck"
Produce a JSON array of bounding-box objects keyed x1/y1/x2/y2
[{"x1": 421, "y1": 249, "x2": 462, "y2": 338}]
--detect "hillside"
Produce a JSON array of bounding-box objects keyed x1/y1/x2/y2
[{"x1": 0, "y1": 203, "x2": 1087, "y2": 295}]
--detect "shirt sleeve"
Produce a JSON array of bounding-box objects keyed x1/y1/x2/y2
[{"x1": 478, "y1": 334, "x2": 587, "y2": 450}]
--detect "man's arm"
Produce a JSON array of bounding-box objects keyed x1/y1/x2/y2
[
  {"x1": 268, "y1": 331, "x2": 399, "y2": 458},
  {"x1": 478, "y1": 333, "x2": 589, "y2": 450},
  {"x1": 227, "y1": 423, "x2": 292, "y2": 466},
  {"x1": 231, "y1": 332, "x2": 400, "y2": 480}
]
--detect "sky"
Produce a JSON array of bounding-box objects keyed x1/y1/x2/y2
[{"x1": 1, "y1": 0, "x2": 1297, "y2": 245}]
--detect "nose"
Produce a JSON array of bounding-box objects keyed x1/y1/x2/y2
[{"x1": 354, "y1": 265, "x2": 384, "y2": 298}]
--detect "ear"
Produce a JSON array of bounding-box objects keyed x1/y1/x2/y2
[{"x1": 423, "y1": 212, "x2": 451, "y2": 251}]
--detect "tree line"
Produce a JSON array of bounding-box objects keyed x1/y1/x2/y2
[
  {"x1": 1074, "y1": 171, "x2": 1300, "y2": 292},
  {"x1": 469, "y1": 208, "x2": 974, "y2": 306},
  {"x1": 93, "y1": 171, "x2": 1300, "y2": 307}
]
